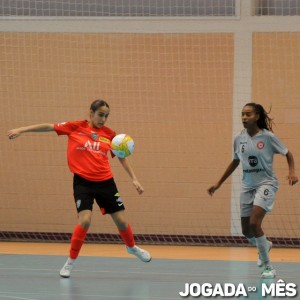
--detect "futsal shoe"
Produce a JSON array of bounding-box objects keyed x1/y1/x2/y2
[
  {"x1": 126, "y1": 245, "x2": 152, "y2": 262},
  {"x1": 60, "y1": 258, "x2": 74, "y2": 278},
  {"x1": 261, "y1": 266, "x2": 276, "y2": 279},
  {"x1": 257, "y1": 241, "x2": 273, "y2": 267}
]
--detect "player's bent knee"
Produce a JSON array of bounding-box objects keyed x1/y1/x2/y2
[
  {"x1": 79, "y1": 220, "x2": 91, "y2": 229},
  {"x1": 249, "y1": 222, "x2": 262, "y2": 235}
]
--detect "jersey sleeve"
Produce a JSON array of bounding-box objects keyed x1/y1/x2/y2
[
  {"x1": 54, "y1": 121, "x2": 81, "y2": 136},
  {"x1": 109, "y1": 130, "x2": 117, "y2": 158},
  {"x1": 233, "y1": 136, "x2": 240, "y2": 160},
  {"x1": 269, "y1": 133, "x2": 288, "y2": 155}
]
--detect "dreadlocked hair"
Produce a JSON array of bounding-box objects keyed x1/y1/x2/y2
[{"x1": 244, "y1": 102, "x2": 274, "y2": 132}]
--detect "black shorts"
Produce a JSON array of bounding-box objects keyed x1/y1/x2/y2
[{"x1": 73, "y1": 174, "x2": 125, "y2": 215}]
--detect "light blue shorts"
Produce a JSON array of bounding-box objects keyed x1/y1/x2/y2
[{"x1": 240, "y1": 185, "x2": 277, "y2": 217}]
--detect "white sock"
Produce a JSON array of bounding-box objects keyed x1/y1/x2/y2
[
  {"x1": 67, "y1": 258, "x2": 75, "y2": 264},
  {"x1": 247, "y1": 237, "x2": 257, "y2": 246},
  {"x1": 256, "y1": 235, "x2": 270, "y2": 265}
]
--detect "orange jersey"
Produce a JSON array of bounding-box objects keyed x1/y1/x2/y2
[{"x1": 54, "y1": 120, "x2": 116, "y2": 182}]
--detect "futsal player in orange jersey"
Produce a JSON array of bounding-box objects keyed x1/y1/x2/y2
[{"x1": 7, "y1": 99, "x2": 151, "y2": 278}]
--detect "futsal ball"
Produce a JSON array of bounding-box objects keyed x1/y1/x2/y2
[{"x1": 111, "y1": 134, "x2": 135, "y2": 158}]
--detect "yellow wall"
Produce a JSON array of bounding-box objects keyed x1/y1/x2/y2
[
  {"x1": 1, "y1": 32, "x2": 234, "y2": 235},
  {"x1": 1, "y1": 31, "x2": 299, "y2": 238},
  {"x1": 252, "y1": 32, "x2": 300, "y2": 237}
]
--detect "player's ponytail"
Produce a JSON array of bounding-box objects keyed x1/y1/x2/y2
[{"x1": 244, "y1": 102, "x2": 274, "y2": 132}]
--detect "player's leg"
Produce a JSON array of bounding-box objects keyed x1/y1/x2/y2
[
  {"x1": 240, "y1": 191, "x2": 258, "y2": 245},
  {"x1": 250, "y1": 205, "x2": 274, "y2": 277},
  {"x1": 251, "y1": 186, "x2": 277, "y2": 278},
  {"x1": 60, "y1": 174, "x2": 94, "y2": 278},
  {"x1": 60, "y1": 210, "x2": 91, "y2": 278},
  {"x1": 70, "y1": 210, "x2": 91, "y2": 258},
  {"x1": 241, "y1": 216, "x2": 256, "y2": 244},
  {"x1": 110, "y1": 210, "x2": 151, "y2": 262},
  {"x1": 96, "y1": 178, "x2": 151, "y2": 262},
  {"x1": 241, "y1": 214, "x2": 266, "y2": 267},
  {"x1": 240, "y1": 190, "x2": 267, "y2": 268}
]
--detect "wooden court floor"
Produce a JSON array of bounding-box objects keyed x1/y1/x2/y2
[{"x1": 1, "y1": 242, "x2": 300, "y2": 263}]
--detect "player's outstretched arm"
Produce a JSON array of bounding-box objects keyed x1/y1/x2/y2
[
  {"x1": 118, "y1": 157, "x2": 144, "y2": 195},
  {"x1": 207, "y1": 159, "x2": 240, "y2": 196},
  {"x1": 285, "y1": 151, "x2": 298, "y2": 186},
  {"x1": 7, "y1": 123, "x2": 55, "y2": 139}
]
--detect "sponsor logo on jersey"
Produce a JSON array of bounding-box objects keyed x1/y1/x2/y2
[
  {"x1": 85, "y1": 140, "x2": 100, "y2": 151},
  {"x1": 243, "y1": 168, "x2": 265, "y2": 174},
  {"x1": 248, "y1": 156, "x2": 258, "y2": 167},
  {"x1": 78, "y1": 131, "x2": 87, "y2": 136},
  {"x1": 100, "y1": 137, "x2": 111, "y2": 144}
]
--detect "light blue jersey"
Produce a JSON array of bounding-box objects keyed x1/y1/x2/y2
[{"x1": 233, "y1": 129, "x2": 288, "y2": 191}]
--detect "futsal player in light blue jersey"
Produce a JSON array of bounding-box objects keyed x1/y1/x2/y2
[{"x1": 208, "y1": 103, "x2": 298, "y2": 279}]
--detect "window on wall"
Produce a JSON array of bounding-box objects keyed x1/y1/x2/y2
[
  {"x1": 255, "y1": 0, "x2": 300, "y2": 16},
  {"x1": 0, "y1": 0, "x2": 237, "y2": 17}
]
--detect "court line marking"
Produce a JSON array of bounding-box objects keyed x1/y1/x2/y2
[
  {"x1": 1, "y1": 263, "x2": 298, "y2": 280},
  {"x1": 0, "y1": 296, "x2": 38, "y2": 300},
  {"x1": 0, "y1": 292, "x2": 178, "y2": 300},
  {"x1": 0, "y1": 266, "x2": 260, "y2": 278}
]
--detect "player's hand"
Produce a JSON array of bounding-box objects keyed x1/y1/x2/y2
[
  {"x1": 133, "y1": 179, "x2": 144, "y2": 195},
  {"x1": 7, "y1": 129, "x2": 22, "y2": 139},
  {"x1": 207, "y1": 183, "x2": 221, "y2": 196},
  {"x1": 286, "y1": 174, "x2": 298, "y2": 186}
]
